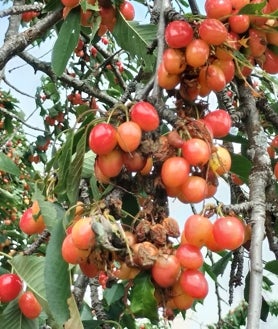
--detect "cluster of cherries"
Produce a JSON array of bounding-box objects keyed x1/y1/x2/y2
[
  {"x1": 61, "y1": 0, "x2": 135, "y2": 33},
  {"x1": 158, "y1": 0, "x2": 278, "y2": 100},
  {"x1": 0, "y1": 272, "x2": 42, "y2": 319},
  {"x1": 89, "y1": 101, "x2": 160, "y2": 182}
]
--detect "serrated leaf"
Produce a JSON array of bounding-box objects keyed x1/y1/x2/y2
[
  {"x1": 82, "y1": 151, "x2": 95, "y2": 178},
  {"x1": 52, "y1": 10, "x2": 81, "y2": 76},
  {"x1": 0, "y1": 152, "x2": 20, "y2": 175},
  {"x1": 211, "y1": 251, "x2": 232, "y2": 277},
  {"x1": 265, "y1": 260, "x2": 278, "y2": 275},
  {"x1": 130, "y1": 272, "x2": 158, "y2": 322},
  {"x1": 45, "y1": 219, "x2": 71, "y2": 326},
  {"x1": 64, "y1": 295, "x2": 84, "y2": 329},
  {"x1": 113, "y1": 13, "x2": 157, "y2": 70},
  {"x1": 54, "y1": 130, "x2": 74, "y2": 195},
  {"x1": 238, "y1": 1, "x2": 266, "y2": 15},
  {"x1": 0, "y1": 299, "x2": 39, "y2": 329},
  {"x1": 11, "y1": 255, "x2": 46, "y2": 300},
  {"x1": 67, "y1": 131, "x2": 87, "y2": 204},
  {"x1": 103, "y1": 283, "x2": 125, "y2": 306},
  {"x1": 230, "y1": 153, "x2": 252, "y2": 184}
]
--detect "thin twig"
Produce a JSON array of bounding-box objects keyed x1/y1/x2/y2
[
  {"x1": 0, "y1": 106, "x2": 47, "y2": 133},
  {"x1": 18, "y1": 51, "x2": 118, "y2": 106}
]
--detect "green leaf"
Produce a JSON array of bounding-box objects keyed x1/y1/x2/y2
[
  {"x1": 230, "y1": 153, "x2": 252, "y2": 184},
  {"x1": 11, "y1": 255, "x2": 46, "y2": 300},
  {"x1": 211, "y1": 251, "x2": 232, "y2": 277},
  {"x1": 52, "y1": 10, "x2": 81, "y2": 76},
  {"x1": 34, "y1": 188, "x2": 65, "y2": 232},
  {"x1": 45, "y1": 219, "x2": 71, "y2": 326},
  {"x1": 0, "y1": 299, "x2": 39, "y2": 329},
  {"x1": 103, "y1": 283, "x2": 125, "y2": 306},
  {"x1": 265, "y1": 260, "x2": 278, "y2": 275},
  {"x1": 67, "y1": 130, "x2": 87, "y2": 204},
  {"x1": 54, "y1": 130, "x2": 74, "y2": 195},
  {"x1": 261, "y1": 297, "x2": 270, "y2": 322},
  {"x1": 0, "y1": 152, "x2": 20, "y2": 175},
  {"x1": 113, "y1": 13, "x2": 157, "y2": 71},
  {"x1": 238, "y1": 0, "x2": 266, "y2": 14},
  {"x1": 82, "y1": 150, "x2": 95, "y2": 178},
  {"x1": 130, "y1": 272, "x2": 158, "y2": 322}
]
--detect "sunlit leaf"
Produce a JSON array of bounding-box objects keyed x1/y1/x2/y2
[
  {"x1": 238, "y1": 1, "x2": 266, "y2": 15},
  {"x1": 45, "y1": 220, "x2": 71, "y2": 326},
  {"x1": 130, "y1": 272, "x2": 158, "y2": 322},
  {"x1": 52, "y1": 10, "x2": 81, "y2": 76},
  {"x1": 0, "y1": 152, "x2": 20, "y2": 175}
]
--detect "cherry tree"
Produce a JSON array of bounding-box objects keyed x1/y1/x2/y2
[{"x1": 1, "y1": 0, "x2": 278, "y2": 329}]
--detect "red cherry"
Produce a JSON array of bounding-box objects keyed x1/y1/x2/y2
[
  {"x1": 130, "y1": 101, "x2": 160, "y2": 131},
  {"x1": 203, "y1": 109, "x2": 232, "y2": 138},
  {"x1": 0, "y1": 273, "x2": 23, "y2": 303},
  {"x1": 88, "y1": 123, "x2": 117, "y2": 155},
  {"x1": 164, "y1": 21, "x2": 193, "y2": 48}
]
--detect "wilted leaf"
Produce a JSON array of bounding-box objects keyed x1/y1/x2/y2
[
  {"x1": 0, "y1": 152, "x2": 20, "y2": 175},
  {"x1": 52, "y1": 10, "x2": 81, "y2": 76},
  {"x1": 130, "y1": 272, "x2": 158, "y2": 322},
  {"x1": 64, "y1": 295, "x2": 84, "y2": 329}
]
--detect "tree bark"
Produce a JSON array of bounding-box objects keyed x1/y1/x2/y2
[{"x1": 236, "y1": 78, "x2": 272, "y2": 329}]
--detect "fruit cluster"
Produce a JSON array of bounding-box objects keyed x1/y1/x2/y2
[
  {"x1": 89, "y1": 101, "x2": 159, "y2": 181},
  {"x1": 158, "y1": 0, "x2": 278, "y2": 100},
  {"x1": 58, "y1": 195, "x2": 249, "y2": 313},
  {"x1": 0, "y1": 273, "x2": 42, "y2": 319},
  {"x1": 61, "y1": 0, "x2": 135, "y2": 33}
]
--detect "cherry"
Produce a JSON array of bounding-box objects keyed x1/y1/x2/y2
[
  {"x1": 88, "y1": 123, "x2": 118, "y2": 155},
  {"x1": 0, "y1": 273, "x2": 23, "y2": 303},
  {"x1": 130, "y1": 101, "x2": 160, "y2": 131},
  {"x1": 164, "y1": 21, "x2": 193, "y2": 48},
  {"x1": 18, "y1": 291, "x2": 42, "y2": 319}
]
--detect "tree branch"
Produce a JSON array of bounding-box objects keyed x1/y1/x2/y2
[
  {"x1": 18, "y1": 51, "x2": 118, "y2": 106},
  {"x1": 0, "y1": 9, "x2": 62, "y2": 71},
  {"x1": 0, "y1": 105, "x2": 47, "y2": 133},
  {"x1": 256, "y1": 97, "x2": 278, "y2": 130},
  {"x1": 0, "y1": 3, "x2": 44, "y2": 18},
  {"x1": 236, "y1": 78, "x2": 272, "y2": 329}
]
